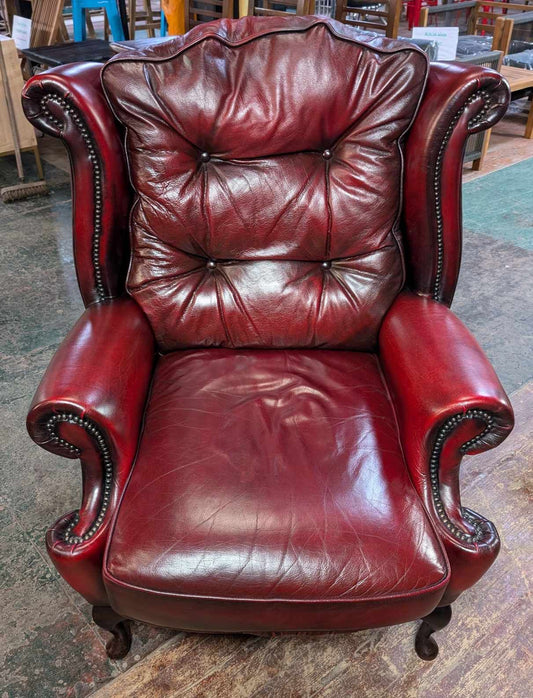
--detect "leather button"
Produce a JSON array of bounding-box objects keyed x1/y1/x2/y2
[
  {"x1": 200, "y1": 152, "x2": 211, "y2": 163},
  {"x1": 322, "y1": 261, "x2": 331, "y2": 269},
  {"x1": 207, "y1": 260, "x2": 217, "y2": 269},
  {"x1": 322, "y1": 149, "x2": 333, "y2": 160}
]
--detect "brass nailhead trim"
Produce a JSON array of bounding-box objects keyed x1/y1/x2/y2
[
  {"x1": 40, "y1": 94, "x2": 105, "y2": 301},
  {"x1": 46, "y1": 414, "x2": 113, "y2": 545},
  {"x1": 432, "y1": 89, "x2": 491, "y2": 301},
  {"x1": 430, "y1": 408, "x2": 493, "y2": 542}
]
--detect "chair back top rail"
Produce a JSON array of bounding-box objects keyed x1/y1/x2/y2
[
  {"x1": 469, "y1": 0, "x2": 531, "y2": 34},
  {"x1": 334, "y1": 0, "x2": 401, "y2": 39},
  {"x1": 247, "y1": 0, "x2": 313, "y2": 16},
  {"x1": 186, "y1": 0, "x2": 233, "y2": 31}
]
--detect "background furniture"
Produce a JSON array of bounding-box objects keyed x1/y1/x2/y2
[
  {"x1": 247, "y1": 0, "x2": 311, "y2": 16},
  {"x1": 467, "y1": 1, "x2": 532, "y2": 37},
  {"x1": 127, "y1": 0, "x2": 161, "y2": 38},
  {"x1": 499, "y1": 63, "x2": 533, "y2": 135},
  {"x1": 28, "y1": 0, "x2": 66, "y2": 47},
  {"x1": 456, "y1": 49, "x2": 504, "y2": 169},
  {"x1": 72, "y1": 0, "x2": 128, "y2": 40},
  {"x1": 185, "y1": 0, "x2": 232, "y2": 28},
  {"x1": 420, "y1": 7, "x2": 514, "y2": 54},
  {"x1": 0, "y1": 35, "x2": 43, "y2": 178},
  {"x1": 334, "y1": 0, "x2": 401, "y2": 38},
  {"x1": 21, "y1": 37, "x2": 114, "y2": 65},
  {"x1": 22, "y1": 15, "x2": 513, "y2": 664},
  {"x1": 417, "y1": 0, "x2": 476, "y2": 33},
  {"x1": 418, "y1": 0, "x2": 533, "y2": 67},
  {"x1": 161, "y1": 0, "x2": 232, "y2": 35}
]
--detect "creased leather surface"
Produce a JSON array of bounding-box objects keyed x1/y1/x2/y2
[
  {"x1": 102, "y1": 17, "x2": 428, "y2": 350},
  {"x1": 379, "y1": 292, "x2": 513, "y2": 602},
  {"x1": 26, "y1": 298, "x2": 155, "y2": 605},
  {"x1": 105, "y1": 349, "x2": 448, "y2": 630}
]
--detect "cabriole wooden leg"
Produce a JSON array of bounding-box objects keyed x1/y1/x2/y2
[
  {"x1": 415, "y1": 605, "x2": 452, "y2": 661},
  {"x1": 92, "y1": 606, "x2": 132, "y2": 659}
]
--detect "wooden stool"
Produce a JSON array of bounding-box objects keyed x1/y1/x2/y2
[{"x1": 72, "y1": 0, "x2": 128, "y2": 41}]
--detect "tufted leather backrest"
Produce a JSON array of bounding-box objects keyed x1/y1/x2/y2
[{"x1": 102, "y1": 16, "x2": 428, "y2": 351}]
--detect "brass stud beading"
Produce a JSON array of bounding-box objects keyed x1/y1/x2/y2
[
  {"x1": 430, "y1": 408, "x2": 493, "y2": 543},
  {"x1": 46, "y1": 413, "x2": 113, "y2": 545},
  {"x1": 432, "y1": 89, "x2": 491, "y2": 301},
  {"x1": 40, "y1": 94, "x2": 105, "y2": 301}
]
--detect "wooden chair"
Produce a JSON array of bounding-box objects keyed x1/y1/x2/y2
[
  {"x1": 29, "y1": 0, "x2": 66, "y2": 47},
  {"x1": 247, "y1": 0, "x2": 313, "y2": 17},
  {"x1": 334, "y1": 0, "x2": 401, "y2": 39},
  {"x1": 128, "y1": 0, "x2": 161, "y2": 38},
  {"x1": 185, "y1": 0, "x2": 233, "y2": 30},
  {"x1": 419, "y1": 6, "x2": 514, "y2": 54},
  {"x1": 467, "y1": 0, "x2": 532, "y2": 36}
]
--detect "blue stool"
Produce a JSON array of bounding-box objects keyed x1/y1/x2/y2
[
  {"x1": 160, "y1": 10, "x2": 167, "y2": 37},
  {"x1": 72, "y1": 0, "x2": 127, "y2": 42}
]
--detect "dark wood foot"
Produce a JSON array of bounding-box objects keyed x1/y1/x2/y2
[
  {"x1": 92, "y1": 606, "x2": 132, "y2": 659},
  {"x1": 415, "y1": 605, "x2": 452, "y2": 661}
]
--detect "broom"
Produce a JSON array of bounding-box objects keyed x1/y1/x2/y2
[{"x1": 0, "y1": 45, "x2": 48, "y2": 203}]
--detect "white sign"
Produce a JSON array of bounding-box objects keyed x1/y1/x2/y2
[
  {"x1": 412, "y1": 26, "x2": 459, "y2": 61},
  {"x1": 12, "y1": 15, "x2": 32, "y2": 51}
]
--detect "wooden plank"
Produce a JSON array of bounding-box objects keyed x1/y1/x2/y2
[
  {"x1": 526, "y1": 100, "x2": 533, "y2": 139},
  {"x1": 0, "y1": 35, "x2": 37, "y2": 157},
  {"x1": 501, "y1": 65, "x2": 533, "y2": 91}
]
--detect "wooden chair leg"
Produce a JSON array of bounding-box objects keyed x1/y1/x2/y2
[
  {"x1": 92, "y1": 606, "x2": 132, "y2": 659},
  {"x1": 472, "y1": 129, "x2": 491, "y2": 171},
  {"x1": 85, "y1": 11, "x2": 96, "y2": 38},
  {"x1": 33, "y1": 146, "x2": 45, "y2": 180},
  {"x1": 128, "y1": 0, "x2": 136, "y2": 40},
  {"x1": 525, "y1": 99, "x2": 533, "y2": 139},
  {"x1": 415, "y1": 605, "x2": 452, "y2": 661}
]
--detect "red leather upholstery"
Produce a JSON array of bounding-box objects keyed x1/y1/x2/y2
[
  {"x1": 22, "y1": 64, "x2": 132, "y2": 306},
  {"x1": 379, "y1": 293, "x2": 513, "y2": 603},
  {"x1": 104, "y1": 349, "x2": 448, "y2": 631},
  {"x1": 101, "y1": 17, "x2": 427, "y2": 351},
  {"x1": 403, "y1": 63, "x2": 509, "y2": 305},
  {"x1": 27, "y1": 299, "x2": 155, "y2": 604},
  {"x1": 21, "y1": 16, "x2": 513, "y2": 647}
]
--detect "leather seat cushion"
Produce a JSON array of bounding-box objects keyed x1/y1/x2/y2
[{"x1": 104, "y1": 349, "x2": 449, "y2": 632}]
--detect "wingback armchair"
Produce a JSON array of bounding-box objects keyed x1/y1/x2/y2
[{"x1": 22, "y1": 16, "x2": 513, "y2": 662}]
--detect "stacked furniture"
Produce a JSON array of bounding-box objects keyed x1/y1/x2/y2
[
  {"x1": 418, "y1": 0, "x2": 533, "y2": 68},
  {"x1": 334, "y1": 0, "x2": 401, "y2": 38}
]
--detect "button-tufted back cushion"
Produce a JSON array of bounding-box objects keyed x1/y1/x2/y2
[{"x1": 102, "y1": 16, "x2": 428, "y2": 351}]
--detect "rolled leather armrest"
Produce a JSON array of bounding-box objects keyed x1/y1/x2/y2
[
  {"x1": 379, "y1": 292, "x2": 514, "y2": 602},
  {"x1": 27, "y1": 298, "x2": 155, "y2": 604},
  {"x1": 22, "y1": 63, "x2": 132, "y2": 306},
  {"x1": 403, "y1": 62, "x2": 510, "y2": 306}
]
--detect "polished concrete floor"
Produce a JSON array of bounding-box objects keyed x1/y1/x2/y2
[{"x1": 0, "y1": 131, "x2": 531, "y2": 696}]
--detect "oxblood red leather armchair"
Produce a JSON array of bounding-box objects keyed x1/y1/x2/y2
[{"x1": 22, "y1": 16, "x2": 514, "y2": 662}]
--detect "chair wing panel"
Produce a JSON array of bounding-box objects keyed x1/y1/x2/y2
[
  {"x1": 22, "y1": 63, "x2": 132, "y2": 306},
  {"x1": 403, "y1": 62, "x2": 509, "y2": 305}
]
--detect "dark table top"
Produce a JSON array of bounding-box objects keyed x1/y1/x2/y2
[{"x1": 22, "y1": 39, "x2": 114, "y2": 66}]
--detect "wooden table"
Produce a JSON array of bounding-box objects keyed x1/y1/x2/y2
[
  {"x1": 500, "y1": 65, "x2": 533, "y2": 139},
  {"x1": 22, "y1": 39, "x2": 114, "y2": 67}
]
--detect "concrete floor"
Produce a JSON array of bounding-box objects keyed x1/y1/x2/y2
[{"x1": 0, "y1": 119, "x2": 531, "y2": 696}]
